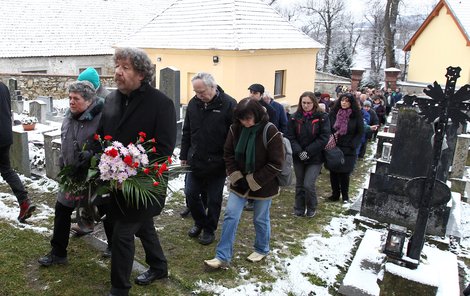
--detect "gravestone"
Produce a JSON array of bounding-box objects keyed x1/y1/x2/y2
[
  {"x1": 361, "y1": 106, "x2": 451, "y2": 236},
  {"x1": 36, "y1": 96, "x2": 55, "y2": 116},
  {"x1": 29, "y1": 100, "x2": 47, "y2": 124},
  {"x1": 10, "y1": 130, "x2": 31, "y2": 177},
  {"x1": 8, "y1": 78, "x2": 17, "y2": 99},
  {"x1": 44, "y1": 130, "x2": 61, "y2": 180},
  {"x1": 159, "y1": 67, "x2": 182, "y2": 145}
]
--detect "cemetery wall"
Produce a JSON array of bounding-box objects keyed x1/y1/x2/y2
[
  {"x1": 0, "y1": 55, "x2": 114, "y2": 75},
  {"x1": 0, "y1": 73, "x2": 116, "y2": 100}
]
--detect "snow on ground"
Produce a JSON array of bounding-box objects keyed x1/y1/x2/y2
[{"x1": 1, "y1": 118, "x2": 470, "y2": 294}]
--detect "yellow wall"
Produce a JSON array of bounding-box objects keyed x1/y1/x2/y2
[
  {"x1": 407, "y1": 5, "x2": 470, "y2": 86},
  {"x1": 145, "y1": 48, "x2": 319, "y2": 105}
]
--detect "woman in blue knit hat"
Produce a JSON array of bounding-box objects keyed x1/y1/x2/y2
[{"x1": 78, "y1": 67, "x2": 110, "y2": 98}]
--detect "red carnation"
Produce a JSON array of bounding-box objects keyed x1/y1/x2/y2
[
  {"x1": 158, "y1": 163, "x2": 168, "y2": 174},
  {"x1": 106, "y1": 148, "x2": 119, "y2": 158},
  {"x1": 143, "y1": 168, "x2": 150, "y2": 174},
  {"x1": 154, "y1": 162, "x2": 159, "y2": 170},
  {"x1": 104, "y1": 135, "x2": 113, "y2": 141},
  {"x1": 152, "y1": 147, "x2": 156, "y2": 153},
  {"x1": 139, "y1": 137, "x2": 145, "y2": 143},
  {"x1": 153, "y1": 181, "x2": 160, "y2": 186},
  {"x1": 94, "y1": 134, "x2": 100, "y2": 141},
  {"x1": 167, "y1": 156, "x2": 173, "y2": 164},
  {"x1": 123, "y1": 155, "x2": 133, "y2": 166},
  {"x1": 150, "y1": 138, "x2": 156, "y2": 143},
  {"x1": 138, "y1": 131, "x2": 147, "y2": 139},
  {"x1": 133, "y1": 162, "x2": 139, "y2": 168}
]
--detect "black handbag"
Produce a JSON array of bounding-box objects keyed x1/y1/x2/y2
[{"x1": 323, "y1": 134, "x2": 345, "y2": 171}]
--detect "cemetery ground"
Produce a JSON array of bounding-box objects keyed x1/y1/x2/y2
[{"x1": 0, "y1": 146, "x2": 469, "y2": 295}]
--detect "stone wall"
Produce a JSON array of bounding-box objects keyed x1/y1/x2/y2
[
  {"x1": 315, "y1": 70, "x2": 351, "y2": 96},
  {"x1": 0, "y1": 73, "x2": 116, "y2": 100}
]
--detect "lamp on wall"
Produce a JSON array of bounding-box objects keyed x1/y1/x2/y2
[
  {"x1": 212, "y1": 56, "x2": 219, "y2": 64},
  {"x1": 383, "y1": 224, "x2": 407, "y2": 259}
]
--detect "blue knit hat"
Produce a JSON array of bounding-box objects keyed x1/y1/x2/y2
[{"x1": 78, "y1": 67, "x2": 100, "y2": 89}]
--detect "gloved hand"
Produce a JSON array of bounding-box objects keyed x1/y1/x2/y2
[
  {"x1": 235, "y1": 177, "x2": 250, "y2": 193},
  {"x1": 77, "y1": 150, "x2": 93, "y2": 169},
  {"x1": 299, "y1": 151, "x2": 309, "y2": 161}
]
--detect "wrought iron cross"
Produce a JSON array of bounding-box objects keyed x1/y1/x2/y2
[{"x1": 404, "y1": 66, "x2": 470, "y2": 264}]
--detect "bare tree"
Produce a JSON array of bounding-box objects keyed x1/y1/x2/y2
[
  {"x1": 383, "y1": 0, "x2": 400, "y2": 68},
  {"x1": 362, "y1": 0, "x2": 386, "y2": 86},
  {"x1": 301, "y1": 0, "x2": 345, "y2": 72}
]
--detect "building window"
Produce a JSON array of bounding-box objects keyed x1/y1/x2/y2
[
  {"x1": 274, "y1": 70, "x2": 285, "y2": 97},
  {"x1": 79, "y1": 67, "x2": 102, "y2": 75},
  {"x1": 21, "y1": 70, "x2": 47, "y2": 74}
]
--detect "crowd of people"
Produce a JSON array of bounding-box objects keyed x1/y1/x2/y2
[{"x1": 0, "y1": 47, "x2": 404, "y2": 295}]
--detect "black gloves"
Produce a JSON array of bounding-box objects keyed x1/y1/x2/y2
[
  {"x1": 236, "y1": 177, "x2": 250, "y2": 193},
  {"x1": 76, "y1": 150, "x2": 93, "y2": 169}
]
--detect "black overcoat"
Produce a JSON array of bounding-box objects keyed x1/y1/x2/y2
[{"x1": 99, "y1": 83, "x2": 176, "y2": 221}]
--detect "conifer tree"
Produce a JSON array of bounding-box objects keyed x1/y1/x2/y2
[{"x1": 330, "y1": 42, "x2": 352, "y2": 78}]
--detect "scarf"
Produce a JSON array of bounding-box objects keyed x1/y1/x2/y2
[
  {"x1": 303, "y1": 111, "x2": 313, "y2": 119},
  {"x1": 334, "y1": 108, "x2": 352, "y2": 136},
  {"x1": 234, "y1": 123, "x2": 262, "y2": 173}
]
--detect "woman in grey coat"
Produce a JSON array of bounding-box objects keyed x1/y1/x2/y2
[{"x1": 38, "y1": 81, "x2": 107, "y2": 266}]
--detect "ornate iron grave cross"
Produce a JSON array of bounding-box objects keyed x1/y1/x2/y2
[{"x1": 402, "y1": 66, "x2": 470, "y2": 267}]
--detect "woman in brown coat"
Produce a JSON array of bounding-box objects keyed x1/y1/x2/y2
[{"x1": 204, "y1": 98, "x2": 284, "y2": 269}]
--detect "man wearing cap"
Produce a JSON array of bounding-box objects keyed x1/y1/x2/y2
[{"x1": 248, "y1": 84, "x2": 278, "y2": 127}]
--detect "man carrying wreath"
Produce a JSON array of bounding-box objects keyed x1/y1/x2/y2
[{"x1": 98, "y1": 47, "x2": 176, "y2": 296}]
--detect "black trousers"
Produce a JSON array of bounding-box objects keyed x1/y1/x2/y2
[
  {"x1": 185, "y1": 172, "x2": 225, "y2": 234},
  {"x1": 51, "y1": 201, "x2": 114, "y2": 257},
  {"x1": 329, "y1": 171, "x2": 351, "y2": 201},
  {"x1": 110, "y1": 217, "x2": 167, "y2": 295},
  {"x1": 0, "y1": 145, "x2": 28, "y2": 204}
]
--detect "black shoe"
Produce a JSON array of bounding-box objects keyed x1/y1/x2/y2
[
  {"x1": 198, "y1": 231, "x2": 215, "y2": 245},
  {"x1": 306, "y1": 209, "x2": 316, "y2": 218},
  {"x1": 134, "y1": 269, "x2": 168, "y2": 285},
  {"x1": 188, "y1": 225, "x2": 202, "y2": 237},
  {"x1": 38, "y1": 252, "x2": 68, "y2": 267},
  {"x1": 293, "y1": 210, "x2": 304, "y2": 217},
  {"x1": 102, "y1": 246, "x2": 112, "y2": 258},
  {"x1": 179, "y1": 207, "x2": 191, "y2": 218},
  {"x1": 327, "y1": 195, "x2": 340, "y2": 202},
  {"x1": 244, "y1": 200, "x2": 254, "y2": 211}
]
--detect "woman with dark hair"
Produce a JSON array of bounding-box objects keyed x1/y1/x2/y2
[
  {"x1": 327, "y1": 93, "x2": 364, "y2": 203},
  {"x1": 286, "y1": 91, "x2": 330, "y2": 217},
  {"x1": 204, "y1": 98, "x2": 284, "y2": 269}
]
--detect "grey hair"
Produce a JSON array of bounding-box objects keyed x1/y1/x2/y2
[
  {"x1": 191, "y1": 72, "x2": 217, "y2": 89},
  {"x1": 113, "y1": 47, "x2": 155, "y2": 84},
  {"x1": 68, "y1": 81, "x2": 96, "y2": 101},
  {"x1": 263, "y1": 90, "x2": 273, "y2": 100}
]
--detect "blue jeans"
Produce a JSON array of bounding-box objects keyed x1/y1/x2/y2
[
  {"x1": 215, "y1": 192, "x2": 272, "y2": 263},
  {"x1": 293, "y1": 160, "x2": 321, "y2": 214}
]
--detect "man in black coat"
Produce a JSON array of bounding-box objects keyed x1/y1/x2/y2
[
  {"x1": 0, "y1": 81, "x2": 35, "y2": 222},
  {"x1": 180, "y1": 72, "x2": 236, "y2": 245},
  {"x1": 98, "y1": 48, "x2": 176, "y2": 296}
]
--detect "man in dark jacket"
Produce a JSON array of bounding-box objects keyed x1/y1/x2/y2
[
  {"x1": 0, "y1": 81, "x2": 35, "y2": 222},
  {"x1": 98, "y1": 48, "x2": 176, "y2": 295},
  {"x1": 180, "y1": 72, "x2": 236, "y2": 245}
]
